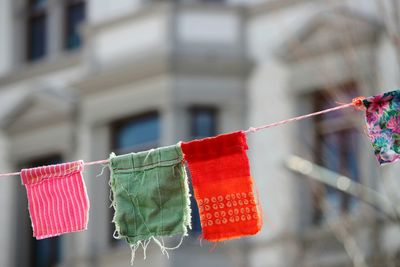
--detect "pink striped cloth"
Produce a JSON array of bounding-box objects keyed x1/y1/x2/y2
[{"x1": 21, "y1": 160, "x2": 89, "y2": 239}]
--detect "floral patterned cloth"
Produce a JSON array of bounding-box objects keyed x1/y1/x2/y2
[{"x1": 363, "y1": 90, "x2": 400, "y2": 164}]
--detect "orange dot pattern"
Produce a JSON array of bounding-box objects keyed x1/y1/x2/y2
[{"x1": 197, "y1": 192, "x2": 259, "y2": 228}]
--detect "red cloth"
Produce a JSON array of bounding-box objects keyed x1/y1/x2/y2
[{"x1": 181, "y1": 131, "x2": 262, "y2": 242}]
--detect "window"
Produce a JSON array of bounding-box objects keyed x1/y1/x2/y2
[
  {"x1": 64, "y1": 0, "x2": 86, "y2": 50},
  {"x1": 312, "y1": 84, "x2": 359, "y2": 223},
  {"x1": 15, "y1": 155, "x2": 63, "y2": 267},
  {"x1": 112, "y1": 112, "x2": 160, "y2": 154},
  {"x1": 189, "y1": 107, "x2": 217, "y2": 233},
  {"x1": 27, "y1": 0, "x2": 47, "y2": 61},
  {"x1": 110, "y1": 112, "x2": 160, "y2": 244},
  {"x1": 190, "y1": 107, "x2": 217, "y2": 140}
]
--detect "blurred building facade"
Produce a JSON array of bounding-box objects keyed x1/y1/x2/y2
[{"x1": 0, "y1": 0, "x2": 400, "y2": 267}]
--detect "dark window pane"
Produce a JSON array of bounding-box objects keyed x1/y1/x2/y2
[
  {"x1": 29, "y1": 156, "x2": 62, "y2": 267},
  {"x1": 188, "y1": 181, "x2": 202, "y2": 233},
  {"x1": 16, "y1": 155, "x2": 62, "y2": 267},
  {"x1": 313, "y1": 85, "x2": 359, "y2": 223},
  {"x1": 27, "y1": 15, "x2": 47, "y2": 61},
  {"x1": 321, "y1": 132, "x2": 343, "y2": 219},
  {"x1": 114, "y1": 113, "x2": 160, "y2": 152},
  {"x1": 189, "y1": 107, "x2": 217, "y2": 233},
  {"x1": 29, "y1": 0, "x2": 47, "y2": 11},
  {"x1": 191, "y1": 108, "x2": 216, "y2": 139},
  {"x1": 110, "y1": 112, "x2": 160, "y2": 244},
  {"x1": 33, "y1": 237, "x2": 62, "y2": 267},
  {"x1": 65, "y1": 2, "x2": 85, "y2": 50}
]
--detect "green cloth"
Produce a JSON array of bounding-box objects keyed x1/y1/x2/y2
[{"x1": 109, "y1": 144, "x2": 191, "y2": 247}]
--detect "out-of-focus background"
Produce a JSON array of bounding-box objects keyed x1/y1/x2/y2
[{"x1": 0, "y1": 0, "x2": 400, "y2": 266}]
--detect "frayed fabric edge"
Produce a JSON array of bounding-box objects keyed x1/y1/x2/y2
[
  {"x1": 125, "y1": 163, "x2": 191, "y2": 265},
  {"x1": 129, "y1": 235, "x2": 186, "y2": 265},
  {"x1": 182, "y1": 163, "x2": 192, "y2": 232},
  {"x1": 108, "y1": 151, "x2": 191, "y2": 265},
  {"x1": 108, "y1": 152, "x2": 123, "y2": 236}
]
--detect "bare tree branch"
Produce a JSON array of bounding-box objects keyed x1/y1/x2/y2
[{"x1": 285, "y1": 155, "x2": 400, "y2": 221}]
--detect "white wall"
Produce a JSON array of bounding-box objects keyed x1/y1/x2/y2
[
  {"x1": 0, "y1": 132, "x2": 14, "y2": 267},
  {"x1": 247, "y1": 2, "x2": 322, "y2": 61},
  {"x1": 177, "y1": 11, "x2": 240, "y2": 44},
  {"x1": 0, "y1": 0, "x2": 13, "y2": 76},
  {"x1": 228, "y1": 0, "x2": 269, "y2": 6},
  {"x1": 247, "y1": 61, "x2": 303, "y2": 267},
  {"x1": 88, "y1": 0, "x2": 143, "y2": 24},
  {"x1": 93, "y1": 15, "x2": 168, "y2": 66},
  {"x1": 376, "y1": 36, "x2": 400, "y2": 93}
]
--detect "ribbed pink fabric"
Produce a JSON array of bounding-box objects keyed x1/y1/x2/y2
[{"x1": 21, "y1": 160, "x2": 89, "y2": 239}]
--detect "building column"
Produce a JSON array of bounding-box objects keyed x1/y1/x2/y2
[
  {"x1": 70, "y1": 118, "x2": 111, "y2": 267},
  {"x1": 0, "y1": 0, "x2": 13, "y2": 75},
  {"x1": 0, "y1": 131, "x2": 15, "y2": 267},
  {"x1": 48, "y1": 0, "x2": 64, "y2": 58},
  {"x1": 61, "y1": 116, "x2": 103, "y2": 267},
  {"x1": 161, "y1": 101, "x2": 185, "y2": 145},
  {"x1": 86, "y1": 123, "x2": 112, "y2": 262},
  {"x1": 247, "y1": 61, "x2": 302, "y2": 267}
]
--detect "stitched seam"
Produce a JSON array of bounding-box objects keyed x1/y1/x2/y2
[
  {"x1": 130, "y1": 154, "x2": 137, "y2": 237},
  {"x1": 122, "y1": 230, "x2": 186, "y2": 240},
  {"x1": 156, "y1": 149, "x2": 163, "y2": 234},
  {"x1": 112, "y1": 157, "x2": 182, "y2": 172},
  {"x1": 177, "y1": 165, "x2": 184, "y2": 230}
]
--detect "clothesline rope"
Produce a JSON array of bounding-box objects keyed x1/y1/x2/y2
[
  {"x1": 244, "y1": 101, "x2": 359, "y2": 133},
  {"x1": 0, "y1": 97, "x2": 365, "y2": 178},
  {"x1": 0, "y1": 159, "x2": 111, "y2": 178}
]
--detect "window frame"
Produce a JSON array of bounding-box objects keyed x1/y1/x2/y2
[
  {"x1": 188, "y1": 106, "x2": 218, "y2": 234},
  {"x1": 63, "y1": 0, "x2": 86, "y2": 50},
  {"x1": 26, "y1": 0, "x2": 48, "y2": 61},
  {"x1": 311, "y1": 82, "x2": 360, "y2": 224},
  {"x1": 109, "y1": 111, "x2": 161, "y2": 245},
  {"x1": 189, "y1": 106, "x2": 217, "y2": 140},
  {"x1": 15, "y1": 154, "x2": 63, "y2": 267},
  {"x1": 110, "y1": 111, "x2": 161, "y2": 155}
]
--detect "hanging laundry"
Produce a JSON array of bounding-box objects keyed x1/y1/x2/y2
[
  {"x1": 363, "y1": 90, "x2": 400, "y2": 164},
  {"x1": 109, "y1": 144, "x2": 191, "y2": 262},
  {"x1": 181, "y1": 131, "x2": 262, "y2": 242},
  {"x1": 21, "y1": 160, "x2": 89, "y2": 239}
]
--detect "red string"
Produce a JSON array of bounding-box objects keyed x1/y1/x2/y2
[
  {"x1": 351, "y1": 96, "x2": 366, "y2": 110},
  {"x1": 245, "y1": 96, "x2": 365, "y2": 134},
  {"x1": 0, "y1": 159, "x2": 110, "y2": 178},
  {"x1": 0, "y1": 96, "x2": 365, "y2": 178}
]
